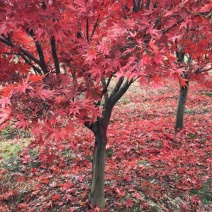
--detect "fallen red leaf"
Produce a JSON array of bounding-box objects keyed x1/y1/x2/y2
[{"x1": 52, "y1": 194, "x2": 60, "y2": 201}]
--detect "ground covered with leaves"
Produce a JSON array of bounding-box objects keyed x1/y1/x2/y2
[{"x1": 0, "y1": 83, "x2": 211, "y2": 211}]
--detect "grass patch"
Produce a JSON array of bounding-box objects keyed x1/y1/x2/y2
[
  {"x1": 2, "y1": 155, "x2": 22, "y2": 172},
  {"x1": 187, "y1": 133, "x2": 197, "y2": 139},
  {"x1": 118, "y1": 98, "x2": 131, "y2": 104},
  {"x1": 0, "y1": 141, "x2": 23, "y2": 172},
  {"x1": 0, "y1": 127, "x2": 18, "y2": 139},
  {"x1": 202, "y1": 92, "x2": 212, "y2": 97},
  {"x1": 184, "y1": 109, "x2": 195, "y2": 115},
  {"x1": 190, "y1": 179, "x2": 212, "y2": 204},
  {"x1": 0, "y1": 125, "x2": 31, "y2": 139},
  {"x1": 0, "y1": 142, "x2": 22, "y2": 160}
]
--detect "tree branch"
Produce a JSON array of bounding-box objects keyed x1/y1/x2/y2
[
  {"x1": 84, "y1": 121, "x2": 95, "y2": 131},
  {"x1": 0, "y1": 37, "x2": 14, "y2": 47},
  {"x1": 86, "y1": 19, "x2": 89, "y2": 42},
  {"x1": 101, "y1": 77, "x2": 110, "y2": 100},
  {"x1": 0, "y1": 37, "x2": 41, "y2": 65},
  {"x1": 162, "y1": 18, "x2": 184, "y2": 34},
  {"x1": 98, "y1": 77, "x2": 133, "y2": 128},
  {"x1": 34, "y1": 40, "x2": 49, "y2": 75},
  {"x1": 50, "y1": 36, "x2": 60, "y2": 74},
  {"x1": 19, "y1": 53, "x2": 42, "y2": 75},
  {"x1": 146, "y1": 0, "x2": 150, "y2": 9},
  {"x1": 154, "y1": 13, "x2": 162, "y2": 28},
  {"x1": 133, "y1": 0, "x2": 142, "y2": 13},
  {"x1": 195, "y1": 67, "x2": 212, "y2": 74},
  {"x1": 110, "y1": 77, "x2": 124, "y2": 97},
  {"x1": 90, "y1": 14, "x2": 100, "y2": 39},
  {"x1": 111, "y1": 80, "x2": 133, "y2": 106},
  {"x1": 101, "y1": 74, "x2": 113, "y2": 98}
]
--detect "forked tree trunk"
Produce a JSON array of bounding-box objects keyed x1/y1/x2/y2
[
  {"x1": 86, "y1": 79, "x2": 133, "y2": 208},
  {"x1": 90, "y1": 119, "x2": 108, "y2": 208},
  {"x1": 175, "y1": 82, "x2": 189, "y2": 132}
]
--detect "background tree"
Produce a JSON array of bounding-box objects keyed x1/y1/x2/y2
[
  {"x1": 173, "y1": 1, "x2": 212, "y2": 131},
  {"x1": 175, "y1": 51, "x2": 211, "y2": 132},
  {"x1": 0, "y1": 0, "x2": 211, "y2": 208}
]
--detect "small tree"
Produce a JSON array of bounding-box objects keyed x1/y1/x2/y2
[
  {"x1": 0, "y1": 0, "x2": 211, "y2": 208},
  {"x1": 174, "y1": 43, "x2": 211, "y2": 132},
  {"x1": 175, "y1": 68, "x2": 211, "y2": 132}
]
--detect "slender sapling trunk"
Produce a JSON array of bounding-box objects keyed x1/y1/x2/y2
[{"x1": 175, "y1": 81, "x2": 189, "y2": 132}]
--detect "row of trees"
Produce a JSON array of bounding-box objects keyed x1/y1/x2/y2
[{"x1": 0, "y1": 0, "x2": 211, "y2": 208}]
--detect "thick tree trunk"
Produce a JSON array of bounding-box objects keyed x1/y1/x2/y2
[
  {"x1": 90, "y1": 119, "x2": 107, "y2": 208},
  {"x1": 175, "y1": 82, "x2": 189, "y2": 132}
]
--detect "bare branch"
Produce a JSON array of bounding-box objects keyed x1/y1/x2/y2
[
  {"x1": 86, "y1": 19, "x2": 89, "y2": 42},
  {"x1": 34, "y1": 40, "x2": 49, "y2": 75},
  {"x1": 195, "y1": 67, "x2": 212, "y2": 74},
  {"x1": 133, "y1": 0, "x2": 142, "y2": 13},
  {"x1": 154, "y1": 13, "x2": 162, "y2": 28},
  {"x1": 146, "y1": 0, "x2": 150, "y2": 9},
  {"x1": 101, "y1": 77, "x2": 108, "y2": 99},
  {"x1": 110, "y1": 79, "x2": 134, "y2": 107},
  {"x1": 102, "y1": 75, "x2": 113, "y2": 95},
  {"x1": 162, "y1": 18, "x2": 184, "y2": 34},
  {"x1": 19, "y1": 53, "x2": 42, "y2": 75},
  {"x1": 90, "y1": 14, "x2": 100, "y2": 39},
  {"x1": 50, "y1": 36, "x2": 60, "y2": 74},
  {"x1": 0, "y1": 37, "x2": 41, "y2": 65},
  {"x1": 110, "y1": 77, "x2": 124, "y2": 97},
  {"x1": 0, "y1": 37, "x2": 14, "y2": 47}
]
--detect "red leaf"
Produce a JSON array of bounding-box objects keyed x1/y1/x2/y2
[
  {"x1": 133, "y1": 191, "x2": 143, "y2": 200},
  {"x1": 125, "y1": 199, "x2": 134, "y2": 208},
  {"x1": 29, "y1": 74, "x2": 45, "y2": 82},
  {"x1": 179, "y1": 76, "x2": 189, "y2": 88},
  {"x1": 0, "y1": 95, "x2": 11, "y2": 108},
  {"x1": 0, "y1": 106, "x2": 12, "y2": 125},
  {"x1": 41, "y1": 178, "x2": 49, "y2": 184},
  {"x1": 18, "y1": 203, "x2": 27, "y2": 209},
  {"x1": 59, "y1": 182, "x2": 72, "y2": 190},
  {"x1": 148, "y1": 28, "x2": 161, "y2": 40},
  {"x1": 149, "y1": 39, "x2": 158, "y2": 53},
  {"x1": 52, "y1": 193, "x2": 60, "y2": 201},
  {"x1": 35, "y1": 183, "x2": 41, "y2": 190},
  {"x1": 84, "y1": 47, "x2": 97, "y2": 64}
]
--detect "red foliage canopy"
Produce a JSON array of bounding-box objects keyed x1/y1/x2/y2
[{"x1": 0, "y1": 0, "x2": 211, "y2": 147}]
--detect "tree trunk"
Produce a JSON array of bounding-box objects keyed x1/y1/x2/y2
[
  {"x1": 175, "y1": 82, "x2": 189, "y2": 132},
  {"x1": 90, "y1": 119, "x2": 107, "y2": 208},
  {"x1": 86, "y1": 79, "x2": 132, "y2": 208}
]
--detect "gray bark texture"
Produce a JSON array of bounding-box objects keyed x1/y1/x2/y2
[
  {"x1": 90, "y1": 119, "x2": 107, "y2": 208},
  {"x1": 175, "y1": 82, "x2": 189, "y2": 132}
]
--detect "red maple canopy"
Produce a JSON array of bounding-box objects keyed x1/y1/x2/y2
[
  {"x1": 0, "y1": 0, "x2": 211, "y2": 208},
  {"x1": 0, "y1": 0, "x2": 211, "y2": 130}
]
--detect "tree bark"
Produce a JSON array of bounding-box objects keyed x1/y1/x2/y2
[
  {"x1": 175, "y1": 82, "x2": 189, "y2": 132},
  {"x1": 86, "y1": 79, "x2": 133, "y2": 208},
  {"x1": 90, "y1": 119, "x2": 108, "y2": 208}
]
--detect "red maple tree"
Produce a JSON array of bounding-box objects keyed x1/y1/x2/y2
[{"x1": 0, "y1": 0, "x2": 211, "y2": 208}]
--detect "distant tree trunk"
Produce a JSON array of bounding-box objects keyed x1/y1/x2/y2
[
  {"x1": 175, "y1": 81, "x2": 189, "y2": 132},
  {"x1": 89, "y1": 118, "x2": 108, "y2": 208}
]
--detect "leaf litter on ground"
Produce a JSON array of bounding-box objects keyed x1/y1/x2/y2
[{"x1": 0, "y1": 82, "x2": 211, "y2": 211}]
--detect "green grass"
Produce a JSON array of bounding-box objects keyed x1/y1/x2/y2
[
  {"x1": 0, "y1": 125, "x2": 31, "y2": 139},
  {"x1": 0, "y1": 142, "x2": 22, "y2": 172},
  {"x1": 0, "y1": 127, "x2": 17, "y2": 139},
  {"x1": 0, "y1": 124, "x2": 31, "y2": 166},
  {"x1": 0, "y1": 142, "x2": 22, "y2": 160},
  {"x1": 190, "y1": 179, "x2": 212, "y2": 204},
  {"x1": 187, "y1": 133, "x2": 198, "y2": 139},
  {"x1": 203, "y1": 92, "x2": 212, "y2": 97}
]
